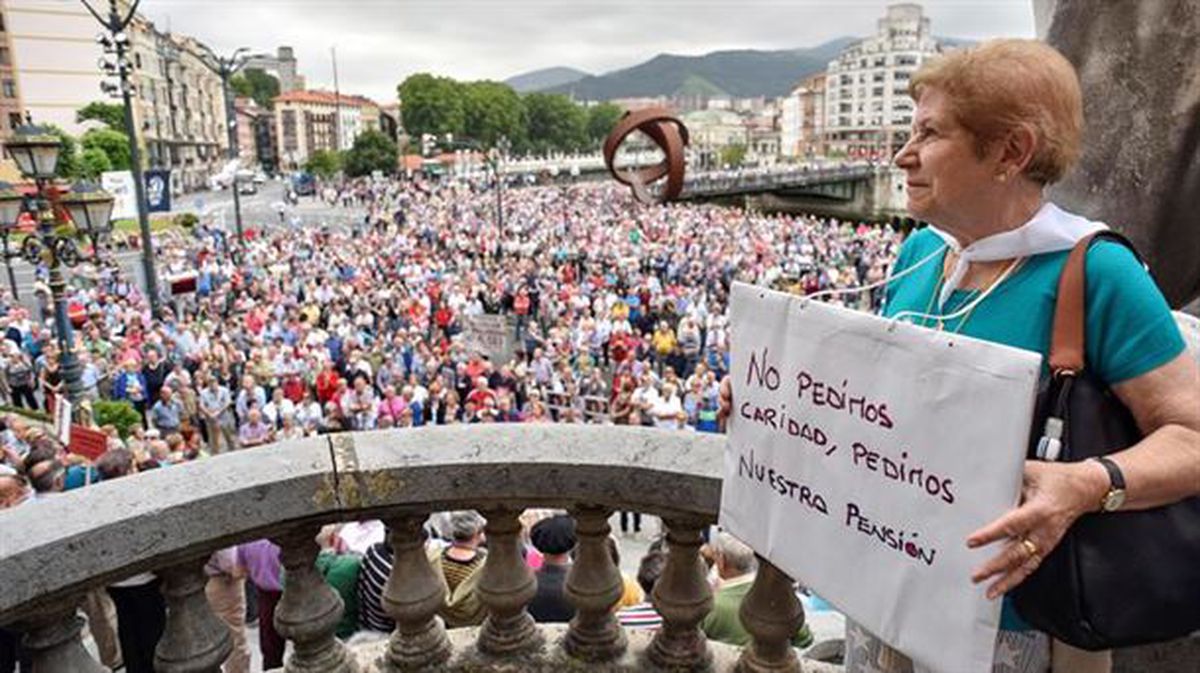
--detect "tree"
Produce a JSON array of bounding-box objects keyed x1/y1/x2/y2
[
  {"x1": 44, "y1": 126, "x2": 80, "y2": 179},
  {"x1": 720, "y1": 143, "x2": 748, "y2": 168},
  {"x1": 79, "y1": 148, "x2": 113, "y2": 179},
  {"x1": 523, "y1": 92, "x2": 587, "y2": 154},
  {"x1": 586, "y1": 102, "x2": 624, "y2": 147},
  {"x1": 230, "y1": 68, "x2": 280, "y2": 109},
  {"x1": 76, "y1": 102, "x2": 125, "y2": 130},
  {"x1": 343, "y1": 130, "x2": 398, "y2": 177},
  {"x1": 398, "y1": 73, "x2": 466, "y2": 139},
  {"x1": 81, "y1": 128, "x2": 132, "y2": 172},
  {"x1": 305, "y1": 149, "x2": 341, "y2": 179},
  {"x1": 462, "y1": 81, "x2": 526, "y2": 148}
]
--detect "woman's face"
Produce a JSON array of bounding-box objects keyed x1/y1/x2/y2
[{"x1": 894, "y1": 87, "x2": 999, "y2": 234}]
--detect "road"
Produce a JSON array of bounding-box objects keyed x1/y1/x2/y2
[{"x1": 5, "y1": 181, "x2": 368, "y2": 315}]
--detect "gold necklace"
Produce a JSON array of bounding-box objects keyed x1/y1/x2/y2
[{"x1": 921, "y1": 257, "x2": 1025, "y2": 334}]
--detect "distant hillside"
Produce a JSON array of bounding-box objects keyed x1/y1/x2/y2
[
  {"x1": 541, "y1": 37, "x2": 858, "y2": 100},
  {"x1": 504, "y1": 67, "x2": 590, "y2": 93}
]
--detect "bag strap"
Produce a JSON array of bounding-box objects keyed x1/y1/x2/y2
[{"x1": 1048, "y1": 230, "x2": 1143, "y2": 375}]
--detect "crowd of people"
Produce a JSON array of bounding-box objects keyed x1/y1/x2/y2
[{"x1": 0, "y1": 176, "x2": 899, "y2": 671}]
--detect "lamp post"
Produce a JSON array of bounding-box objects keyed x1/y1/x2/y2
[
  {"x1": 0, "y1": 183, "x2": 25, "y2": 300},
  {"x1": 83, "y1": 0, "x2": 162, "y2": 317},
  {"x1": 5, "y1": 126, "x2": 115, "y2": 409},
  {"x1": 489, "y1": 135, "x2": 511, "y2": 232},
  {"x1": 190, "y1": 46, "x2": 267, "y2": 253}
]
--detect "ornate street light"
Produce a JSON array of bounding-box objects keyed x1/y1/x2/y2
[
  {"x1": 7, "y1": 125, "x2": 61, "y2": 180},
  {"x1": 60, "y1": 182, "x2": 115, "y2": 256},
  {"x1": 0, "y1": 182, "x2": 24, "y2": 299}
]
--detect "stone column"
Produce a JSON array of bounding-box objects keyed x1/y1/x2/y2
[
  {"x1": 735, "y1": 557, "x2": 803, "y2": 673},
  {"x1": 564, "y1": 506, "x2": 627, "y2": 662},
  {"x1": 647, "y1": 517, "x2": 713, "y2": 671},
  {"x1": 21, "y1": 601, "x2": 109, "y2": 673},
  {"x1": 272, "y1": 527, "x2": 359, "y2": 672},
  {"x1": 475, "y1": 507, "x2": 542, "y2": 656},
  {"x1": 379, "y1": 513, "x2": 453, "y2": 671},
  {"x1": 154, "y1": 559, "x2": 234, "y2": 673}
]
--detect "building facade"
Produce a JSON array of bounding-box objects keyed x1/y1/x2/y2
[
  {"x1": 127, "y1": 19, "x2": 228, "y2": 193},
  {"x1": 779, "y1": 73, "x2": 826, "y2": 158},
  {"x1": 0, "y1": 1, "x2": 25, "y2": 158},
  {"x1": 235, "y1": 96, "x2": 276, "y2": 172},
  {"x1": 823, "y1": 3, "x2": 940, "y2": 159},
  {"x1": 274, "y1": 90, "x2": 378, "y2": 169},
  {"x1": 242, "y1": 46, "x2": 304, "y2": 93},
  {"x1": 3, "y1": 0, "x2": 110, "y2": 135}
]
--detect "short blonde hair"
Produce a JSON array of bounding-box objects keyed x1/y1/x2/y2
[{"x1": 910, "y1": 39, "x2": 1082, "y2": 184}]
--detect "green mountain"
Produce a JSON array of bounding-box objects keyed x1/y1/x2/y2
[
  {"x1": 541, "y1": 37, "x2": 858, "y2": 100},
  {"x1": 504, "y1": 67, "x2": 591, "y2": 93}
]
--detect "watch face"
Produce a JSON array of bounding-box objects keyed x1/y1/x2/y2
[{"x1": 1104, "y1": 489, "x2": 1126, "y2": 512}]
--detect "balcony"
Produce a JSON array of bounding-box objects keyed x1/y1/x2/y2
[{"x1": 0, "y1": 425, "x2": 840, "y2": 673}]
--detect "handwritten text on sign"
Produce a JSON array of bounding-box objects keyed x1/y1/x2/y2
[{"x1": 719, "y1": 282, "x2": 1041, "y2": 673}]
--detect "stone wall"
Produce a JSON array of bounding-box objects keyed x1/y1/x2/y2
[{"x1": 1038, "y1": 0, "x2": 1200, "y2": 308}]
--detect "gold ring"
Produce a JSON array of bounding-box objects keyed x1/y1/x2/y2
[{"x1": 1020, "y1": 538, "x2": 1039, "y2": 559}]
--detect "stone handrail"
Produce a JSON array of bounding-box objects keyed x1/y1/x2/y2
[{"x1": 1, "y1": 425, "x2": 822, "y2": 672}]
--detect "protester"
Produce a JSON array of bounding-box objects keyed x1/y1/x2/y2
[{"x1": 527, "y1": 514, "x2": 577, "y2": 623}]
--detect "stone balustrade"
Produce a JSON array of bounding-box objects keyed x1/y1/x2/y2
[
  {"x1": 1, "y1": 424, "x2": 1194, "y2": 672},
  {"x1": 0, "y1": 426, "x2": 830, "y2": 673}
]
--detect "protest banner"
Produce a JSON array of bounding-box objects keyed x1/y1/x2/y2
[
  {"x1": 720, "y1": 282, "x2": 1042, "y2": 673},
  {"x1": 68, "y1": 425, "x2": 109, "y2": 462},
  {"x1": 462, "y1": 314, "x2": 514, "y2": 363},
  {"x1": 53, "y1": 397, "x2": 71, "y2": 445}
]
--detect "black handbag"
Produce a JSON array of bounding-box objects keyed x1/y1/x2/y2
[{"x1": 1011, "y1": 231, "x2": 1200, "y2": 650}]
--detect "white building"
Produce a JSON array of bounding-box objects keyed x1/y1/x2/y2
[
  {"x1": 823, "y1": 3, "x2": 941, "y2": 159},
  {"x1": 779, "y1": 73, "x2": 826, "y2": 158}
]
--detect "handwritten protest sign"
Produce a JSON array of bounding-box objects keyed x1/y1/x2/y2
[
  {"x1": 720, "y1": 282, "x2": 1041, "y2": 673},
  {"x1": 462, "y1": 314, "x2": 515, "y2": 363}
]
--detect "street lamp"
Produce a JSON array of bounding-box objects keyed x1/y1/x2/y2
[
  {"x1": 5, "y1": 124, "x2": 117, "y2": 411},
  {"x1": 82, "y1": 0, "x2": 163, "y2": 317},
  {"x1": 190, "y1": 44, "x2": 270, "y2": 255},
  {"x1": 60, "y1": 182, "x2": 116, "y2": 260},
  {"x1": 0, "y1": 182, "x2": 25, "y2": 299}
]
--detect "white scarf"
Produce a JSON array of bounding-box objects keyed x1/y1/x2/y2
[{"x1": 929, "y1": 202, "x2": 1108, "y2": 309}]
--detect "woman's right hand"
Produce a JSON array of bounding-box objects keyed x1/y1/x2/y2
[{"x1": 717, "y1": 377, "x2": 733, "y2": 422}]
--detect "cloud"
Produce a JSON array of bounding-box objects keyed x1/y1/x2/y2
[{"x1": 141, "y1": 0, "x2": 1035, "y2": 101}]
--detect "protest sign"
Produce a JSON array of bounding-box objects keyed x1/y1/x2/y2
[
  {"x1": 68, "y1": 425, "x2": 109, "y2": 462},
  {"x1": 720, "y1": 282, "x2": 1042, "y2": 673},
  {"x1": 462, "y1": 314, "x2": 514, "y2": 363}
]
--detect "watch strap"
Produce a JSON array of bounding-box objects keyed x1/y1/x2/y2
[{"x1": 1091, "y1": 456, "x2": 1126, "y2": 490}]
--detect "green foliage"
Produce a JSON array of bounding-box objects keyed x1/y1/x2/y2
[
  {"x1": 343, "y1": 130, "x2": 398, "y2": 177},
  {"x1": 81, "y1": 128, "x2": 131, "y2": 172},
  {"x1": 76, "y1": 101, "x2": 125, "y2": 130},
  {"x1": 79, "y1": 147, "x2": 112, "y2": 179},
  {"x1": 462, "y1": 81, "x2": 526, "y2": 149},
  {"x1": 305, "y1": 149, "x2": 342, "y2": 179},
  {"x1": 523, "y1": 92, "x2": 587, "y2": 154},
  {"x1": 585, "y1": 102, "x2": 623, "y2": 146},
  {"x1": 398, "y1": 73, "x2": 467, "y2": 139},
  {"x1": 231, "y1": 69, "x2": 281, "y2": 109},
  {"x1": 174, "y1": 212, "x2": 199, "y2": 228},
  {"x1": 43, "y1": 125, "x2": 80, "y2": 179},
  {"x1": 720, "y1": 143, "x2": 748, "y2": 168},
  {"x1": 93, "y1": 399, "x2": 141, "y2": 439}
]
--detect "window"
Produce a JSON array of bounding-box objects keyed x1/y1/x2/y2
[
  {"x1": 8, "y1": 112, "x2": 21, "y2": 129},
  {"x1": 1, "y1": 79, "x2": 14, "y2": 98},
  {"x1": 0, "y1": 48, "x2": 9, "y2": 66}
]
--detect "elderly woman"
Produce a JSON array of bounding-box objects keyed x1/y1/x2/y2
[{"x1": 841, "y1": 39, "x2": 1200, "y2": 673}]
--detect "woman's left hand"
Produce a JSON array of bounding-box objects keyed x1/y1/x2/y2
[{"x1": 967, "y1": 459, "x2": 1107, "y2": 599}]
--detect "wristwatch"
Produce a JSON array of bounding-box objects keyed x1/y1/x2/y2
[{"x1": 1090, "y1": 456, "x2": 1126, "y2": 512}]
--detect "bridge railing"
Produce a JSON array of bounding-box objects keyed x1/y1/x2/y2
[{"x1": 0, "y1": 425, "x2": 820, "y2": 672}]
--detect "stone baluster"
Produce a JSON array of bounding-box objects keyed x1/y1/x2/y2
[
  {"x1": 272, "y1": 527, "x2": 359, "y2": 672},
  {"x1": 21, "y1": 600, "x2": 108, "y2": 673},
  {"x1": 474, "y1": 507, "x2": 542, "y2": 656},
  {"x1": 564, "y1": 506, "x2": 627, "y2": 662},
  {"x1": 736, "y1": 557, "x2": 804, "y2": 673},
  {"x1": 379, "y1": 513, "x2": 452, "y2": 671},
  {"x1": 647, "y1": 517, "x2": 713, "y2": 670},
  {"x1": 154, "y1": 559, "x2": 234, "y2": 673}
]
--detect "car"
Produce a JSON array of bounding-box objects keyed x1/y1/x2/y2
[{"x1": 238, "y1": 182, "x2": 258, "y2": 195}]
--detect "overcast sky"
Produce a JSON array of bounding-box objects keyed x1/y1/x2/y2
[{"x1": 140, "y1": 0, "x2": 1036, "y2": 103}]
